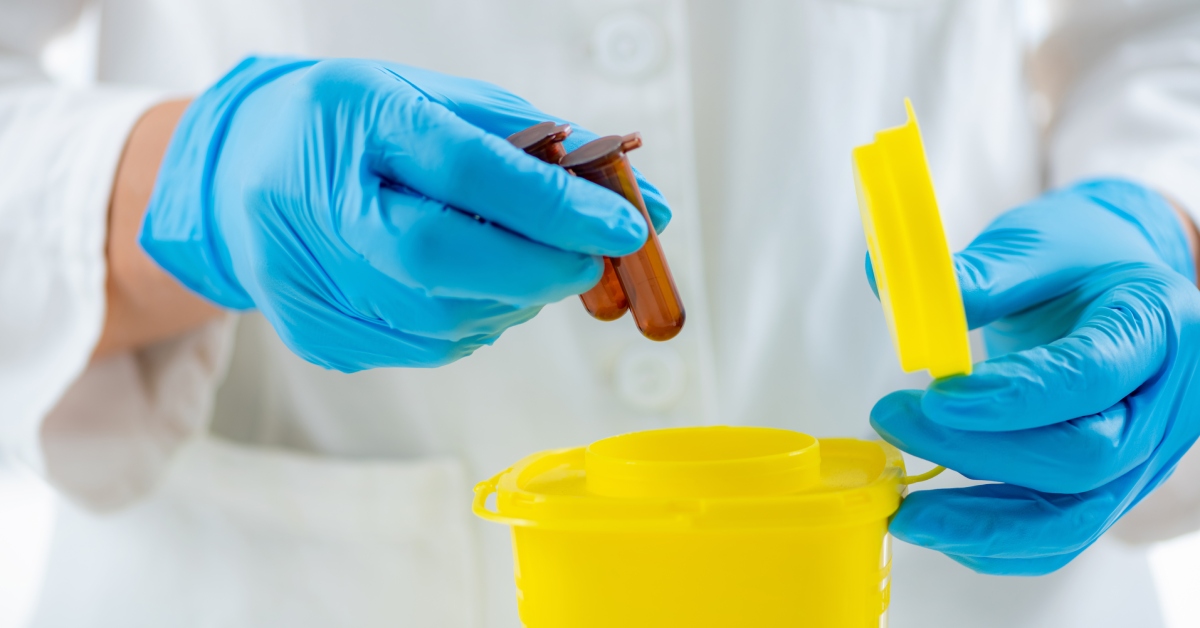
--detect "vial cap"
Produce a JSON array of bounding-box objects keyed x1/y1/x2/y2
[
  {"x1": 560, "y1": 133, "x2": 642, "y2": 170},
  {"x1": 507, "y1": 121, "x2": 572, "y2": 153}
]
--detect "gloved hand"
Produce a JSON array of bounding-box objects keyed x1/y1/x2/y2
[
  {"x1": 141, "y1": 56, "x2": 671, "y2": 371},
  {"x1": 869, "y1": 178, "x2": 1200, "y2": 575}
]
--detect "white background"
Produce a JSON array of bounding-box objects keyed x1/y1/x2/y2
[{"x1": 3, "y1": 6, "x2": 1196, "y2": 627}]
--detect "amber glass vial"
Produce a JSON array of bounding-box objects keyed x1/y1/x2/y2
[
  {"x1": 560, "y1": 134, "x2": 685, "y2": 341},
  {"x1": 507, "y1": 122, "x2": 629, "y2": 321}
]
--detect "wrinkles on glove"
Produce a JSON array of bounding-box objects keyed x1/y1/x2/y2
[
  {"x1": 142, "y1": 55, "x2": 675, "y2": 371},
  {"x1": 870, "y1": 178, "x2": 1200, "y2": 575}
]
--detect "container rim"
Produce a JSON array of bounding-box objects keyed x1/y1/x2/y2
[{"x1": 473, "y1": 438, "x2": 910, "y2": 531}]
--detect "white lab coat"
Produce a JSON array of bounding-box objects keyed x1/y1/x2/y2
[{"x1": 3, "y1": 0, "x2": 1200, "y2": 626}]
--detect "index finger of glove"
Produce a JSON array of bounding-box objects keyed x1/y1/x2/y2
[
  {"x1": 872, "y1": 389, "x2": 1153, "y2": 494},
  {"x1": 954, "y1": 199, "x2": 1152, "y2": 329},
  {"x1": 342, "y1": 186, "x2": 606, "y2": 306},
  {"x1": 559, "y1": 126, "x2": 672, "y2": 233},
  {"x1": 384, "y1": 72, "x2": 675, "y2": 234},
  {"x1": 942, "y1": 550, "x2": 1083, "y2": 577},
  {"x1": 352, "y1": 66, "x2": 648, "y2": 257},
  {"x1": 923, "y1": 276, "x2": 1169, "y2": 432}
]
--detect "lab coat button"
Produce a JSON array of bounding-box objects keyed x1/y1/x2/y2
[
  {"x1": 591, "y1": 13, "x2": 665, "y2": 79},
  {"x1": 614, "y1": 345, "x2": 686, "y2": 412}
]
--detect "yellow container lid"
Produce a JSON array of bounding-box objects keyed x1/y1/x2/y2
[
  {"x1": 852, "y1": 99, "x2": 972, "y2": 379},
  {"x1": 473, "y1": 426, "x2": 913, "y2": 531}
]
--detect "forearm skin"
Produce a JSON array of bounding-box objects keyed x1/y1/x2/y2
[{"x1": 93, "y1": 99, "x2": 222, "y2": 360}]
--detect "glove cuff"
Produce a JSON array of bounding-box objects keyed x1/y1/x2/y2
[
  {"x1": 139, "y1": 56, "x2": 317, "y2": 310},
  {"x1": 1073, "y1": 178, "x2": 1198, "y2": 286}
]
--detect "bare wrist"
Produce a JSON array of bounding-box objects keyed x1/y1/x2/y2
[
  {"x1": 94, "y1": 99, "x2": 223, "y2": 359},
  {"x1": 1165, "y1": 194, "x2": 1200, "y2": 288}
]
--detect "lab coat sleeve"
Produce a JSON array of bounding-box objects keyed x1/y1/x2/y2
[
  {"x1": 1045, "y1": 0, "x2": 1200, "y2": 218},
  {"x1": 1040, "y1": 0, "x2": 1200, "y2": 543},
  {"x1": 0, "y1": 1, "x2": 235, "y2": 510}
]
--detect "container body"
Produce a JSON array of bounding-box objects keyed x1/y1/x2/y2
[
  {"x1": 571, "y1": 154, "x2": 685, "y2": 341},
  {"x1": 476, "y1": 431, "x2": 908, "y2": 628},
  {"x1": 510, "y1": 522, "x2": 890, "y2": 627}
]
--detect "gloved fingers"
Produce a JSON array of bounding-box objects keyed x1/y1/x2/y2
[
  {"x1": 953, "y1": 195, "x2": 1176, "y2": 330},
  {"x1": 354, "y1": 62, "x2": 675, "y2": 237},
  {"x1": 381, "y1": 64, "x2": 562, "y2": 139},
  {"x1": 942, "y1": 549, "x2": 1083, "y2": 576},
  {"x1": 343, "y1": 65, "x2": 648, "y2": 257},
  {"x1": 258, "y1": 290, "x2": 498, "y2": 372},
  {"x1": 542, "y1": 123, "x2": 671, "y2": 234},
  {"x1": 340, "y1": 187, "x2": 606, "y2": 306},
  {"x1": 951, "y1": 207, "x2": 1094, "y2": 329},
  {"x1": 337, "y1": 267, "x2": 543, "y2": 341},
  {"x1": 237, "y1": 222, "x2": 525, "y2": 365},
  {"x1": 954, "y1": 242, "x2": 1060, "y2": 331},
  {"x1": 889, "y1": 481, "x2": 1129, "y2": 562},
  {"x1": 230, "y1": 185, "x2": 542, "y2": 341},
  {"x1": 922, "y1": 280, "x2": 1169, "y2": 431},
  {"x1": 860, "y1": 207, "x2": 1066, "y2": 320},
  {"x1": 503, "y1": 123, "x2": 670, "y2": 233},
  {"x1": 373, "y1": 296, "x2": 541, "y2": 343},
  {"x1": 872, "y1": 390, "x2": 1153, "y2": 494}
]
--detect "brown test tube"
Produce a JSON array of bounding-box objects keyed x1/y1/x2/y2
[
  {"x1": 560, "y1": 134, "x2": 685, "y2": 341},
  {"x1": 507, "y1": 122, "x2": 629, "y2": 321}
]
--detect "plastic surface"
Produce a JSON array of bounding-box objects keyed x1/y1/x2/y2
[
  {"x1": 579, "y1": 257, "x2": 630, "y2": 321},
  {"x1": 852, "y1": 99, "x2": 972, "y2": 378},
  {"x1": 474, "y1": 426, "x2": 918, "y2": 627},
  {"x1": 508, "y1": 122, "x2": 630, "y2": 321},
  {"x1": 562, "y1": 134, "x2": 686, "y2": 341}
]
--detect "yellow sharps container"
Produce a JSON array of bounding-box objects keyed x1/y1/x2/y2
[
  {"x1": 474, "y1": 427, "x2": 935, "y2": 627},
  {"x1": 473, "y1": 99, "x2": 965, "y2": 627}
]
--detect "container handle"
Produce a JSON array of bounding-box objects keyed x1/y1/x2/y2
[
  {"x1": 472, "y1": 471, "x2": 507, "y2": 522},
  {"x1": 902, "y1": 465, "x2": 946, "y2": 485},
  {"x1": 472, "y1": 470, "x2": 541, "y2": 527}
]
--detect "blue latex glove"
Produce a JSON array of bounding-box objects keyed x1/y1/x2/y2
[
  {"x1": 868, "y1": 179, "x2": 1200, "y2": 575},
  {"x1": 141, "y1": 57, "x2": 671, "y2": 371}
]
